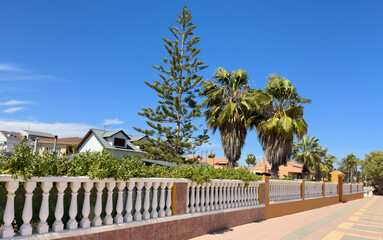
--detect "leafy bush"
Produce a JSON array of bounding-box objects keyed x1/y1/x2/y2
[{"x1": 0, "y1": 141, "x2": 261, "y2": 183}]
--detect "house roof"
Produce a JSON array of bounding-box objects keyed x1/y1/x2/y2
[
  {"x1": 129, "y1": 135, "x2": 147, "y2": 142},
  {"x1": 22, "y1": 129, "x2": 55, "y2": 138},
  {"x1": 39, "y1": 137, "x2": 82, "y2": 145},
  {"x1": 140, "y1": 159, "x2": 178, "y2": 167},
  {"x1": 0, "y1": 130, "x2": 22, "y2": 140},
  {"x1": 75, "y1": 128, "x2": 144, "y2": 153}
]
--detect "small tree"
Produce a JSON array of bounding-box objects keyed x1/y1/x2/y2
[
  {"x1": 245, "y1": 153, "x2": 256, "y2": 167},
  {"x1": 208, "y1": 151, "x2": 215, "y2": 165},
  {"x1": 134, "y1": 6, "x2": 209, "y2": 162},
  {"x1": 362, "y1": 151, "x2": 383, "y2": 195}
]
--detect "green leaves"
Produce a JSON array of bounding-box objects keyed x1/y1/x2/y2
[{"x1": 0, "y1": 144, "x2": 261, "y2": 183}]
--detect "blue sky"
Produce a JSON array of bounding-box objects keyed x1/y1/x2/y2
[{"x1": 0, "y1": 1, "x2": 382, "y2": 166}]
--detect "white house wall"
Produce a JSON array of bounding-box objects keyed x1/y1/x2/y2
[{"x1": 79, "y1": 133, "x2": 103, "y2": 153}]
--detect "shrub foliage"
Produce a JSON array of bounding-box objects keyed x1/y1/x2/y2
[{"x1": 0, "y1": 142, "x2": 261, "y2": 183}]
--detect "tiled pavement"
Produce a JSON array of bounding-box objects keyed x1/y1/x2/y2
[{"x1": 191, "y1": 196, "x2": 383, "y2": 240}]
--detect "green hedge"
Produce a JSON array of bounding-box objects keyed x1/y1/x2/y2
[{"x1": 0, "y1": 142, "x2": 261, "y2": 184}]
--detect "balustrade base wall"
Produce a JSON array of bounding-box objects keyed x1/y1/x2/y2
[
  {"x1": 47, "y1": 205, "x2": 264, "y2": 240},
  {"x1": 342, "y1": 192, "x2": 364, "y2": 202}
]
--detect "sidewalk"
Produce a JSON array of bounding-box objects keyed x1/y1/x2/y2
[{"x1": 191, "y1": 196, "x2": 383, "y2": 240}]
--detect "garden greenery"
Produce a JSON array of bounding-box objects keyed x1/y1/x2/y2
[{"x1": 0, "y1": 142, "x2": 261, "y2": 184}]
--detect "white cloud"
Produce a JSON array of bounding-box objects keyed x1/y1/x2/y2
[
  {"x1": 0, "y1": 63, "x2": 24, "y2": 72},
  {"x1": 0, "y1": 120, "x2": 93, "y2": 137},
  {"x1": 104, "y1": 118, "x2": 124, "y2": 125},
  {"x1": 0, "y1": 100, "x2": 32, "y2": 106},
  {"x1": 4, "y1": 107, "x2": 25, "y2": 113}
]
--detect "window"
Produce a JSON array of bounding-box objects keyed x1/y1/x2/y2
[{"x1": 114, "y1": 138, "x2": 126, "y2": 147}]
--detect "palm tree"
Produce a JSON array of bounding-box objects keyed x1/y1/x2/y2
[
  {"x1": 292, "y1": 135, "x2": 322, "y2": 180},
  {"x1": 245, "y1": 153, "x2": 256, "y2": 167},
  {"x1": 201, "y1": 68, "x2": 263, "y2": 168},
  {"x1": 343, "y1": 154, "x2": 359, "y2": 182},
  {"x1": 323, "y1": 154, "x2": 337, "y2": 180},
  {"x1": 253, "y1": 74, "x2": 310, "y2": 178},
  {"x1": 314, "y1": 146, "x2": 327, "y2": 181}
]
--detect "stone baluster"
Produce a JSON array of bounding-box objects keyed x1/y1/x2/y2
[
  {"x1": 190, "y1": 182, "x2": 196, "y2": 213},
  {"x1": 238, "y1": 183, "x2": 243, "y2": 207},
  {"x1": 124, "y1": 181, "x2": 135, "y2": 222},
  {"x1": 80, "y1": 181, "x2": 93, "y2": 228},
  {"x1": 143, "y1": 181, "x2": 152, "y2": 219},
  {"x1": 231, "y1": 183, "x2": 235, "y2": 208},
  {"x1": 37, "y1": 181, "x2": 53, "y2": 233},
  {"x1": 67, "y1": 182, "x2": 81, "y2": 229},
  {"x1": 0, "y1": 181, "x2": 18, "y2": 238},
  {"x1": 151, "y1": 182, "x2": 160, "y2": 218},
  {"x1": 195, "y1": 184, "x2": 201, "y2": 212},
  {"x1": 244, "y1": 183, "x2": 248, "y2": 206},
  {"x1": 210, "y1": 182, "x2": 215, "y2": 210},
  {"x1": 134, "y1": 182, "x2": 144, "y2": 221},
  {"x1": 219, "y1": 182, "x2": 223, "y2": 209},
  {"x1": 114, "y1": 182, "x2": 126, "y2": 223},
  {"x1": 205, "y1": 183, "x2": 210, "y2": 211},
  {"x1": 103, "y1": 182, "x2": 116, "y2": 225},
  {"x1": 214, "y1": 182, "x2": 219, "y2": 210},
  {"x1": 20, "y1": 181, "x2": 37, "y2": 236},
  {"x1": 201, "y1": 183, "x2": 206, "y2": 212},
  {"x1": 186, "y1": 182, "x2": 191, "y2": 213},
  {"x1": 235, "y1": 183, "x2": 239, "y2": 207},
  {"x1": 165, "y1": 182, "x2": 174, "y2": 216},
  {"x1": 227, "y1": 183, "x2": 231, "y2": 208},
  {"x1": 222, "y1": 182, "x2": 227, "y2": 209},
  {"x1": 92, "y1": 182, "x2": 105, "y2": 226},
  {"x1": 53, "y1": 182, "x2": 67, "y2": 232},
  {"x1": 158, "y1": 182, "x2": 166, "y2": 217}
]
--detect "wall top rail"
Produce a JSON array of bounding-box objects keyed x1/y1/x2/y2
[
  {"x1": 269, "y1": 179, "x2": 300, "y2": 183},
  {"x1": 0, "y1": 174, "x2": 190, "y2": 183}
]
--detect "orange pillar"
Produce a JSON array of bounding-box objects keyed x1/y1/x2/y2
[{"x1": 331, "y1": 171, "x2": 344, "y2": 202}]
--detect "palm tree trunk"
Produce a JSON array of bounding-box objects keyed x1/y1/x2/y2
[
  {"x1": 302, "y1": 163, "x2": 310, "y2": 180},
  {"x1": 271, "y1": 164, "x2": 279, "y2": 178}
]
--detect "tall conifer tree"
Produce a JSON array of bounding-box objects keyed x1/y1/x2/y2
[{"x1": 134, "y1": 6, "x2": 208, "y2": 163}]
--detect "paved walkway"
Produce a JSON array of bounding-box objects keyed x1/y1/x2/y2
[{"x1": 192, "y1": 196, "x2": 383, "y2": 240}]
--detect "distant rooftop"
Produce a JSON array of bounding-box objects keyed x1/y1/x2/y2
[{"x1": 22, "y1": 129, "x2": 55, "y2": 138}]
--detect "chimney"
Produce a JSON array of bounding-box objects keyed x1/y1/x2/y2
[
  {"x1": 33, "y1": 138, "x2": 39, "y2": 154},
  {"x1": 261, "y1": 157, "x2": 265, "y2": 164},
  {"x1": 53, "y1": 135, "x2": 58, "y2": 154}
]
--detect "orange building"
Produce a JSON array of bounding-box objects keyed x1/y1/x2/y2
[
  {"x1": 186, "y1": 155, "x2": 229, "y2": 168},
  {"x1": 248, "y1": 157, "x2": 314, "y2": 179}
]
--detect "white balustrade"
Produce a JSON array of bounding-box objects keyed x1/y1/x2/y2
[
  {"x1": 142, "y1": 182, "x2": 152, "y2": 219},
  {"x1": 358, "y1": 183, "x2": 363, "y2": 192},
  {"x1": 195, "y1": 184, "x2": 201, "y2": 212},
  {"x1": 201, "y1": 183, "x2": 206, "y2": 212},
  {"x1": 134, "y1": 182, "x2": 144, "y2": 221},
  {"x1": 92, "y1": 181, "x2": 105, "y2": 226},
  {"x1": 343, "y1": 183, "x2": 351, "y2": 195},
  {"x1": 186, "y1": 182, "x2": 191, "y2": 213},
  {"x1": 124, "y1": 181, "x2": 135, "y2": 222},
  {"x1": 37, "y1": 181, "x2": 53, "y2": 233},
  {"x1": 269, "y1": 180, "x2": 302, "y2": 203},
  {"x1": 305, "y1": 181, "x2": 323, "y2": 199},
  {"x1": 0, "y1": 175, "x2": 182, "y2": 238},
  {"x1": 165, "y1": 182, "x2": 174, "y2": 216},
  {"x1": 351, "y1": 184, "x2": 357, "y2": 193},
  {"x1": 52, "y1": 182, "x2": 67, "y2": 231},
  {"x1": 1, "y1": 181, "x2": 18, "y2": 238},
  {"x1": 158, "y1": 182, "x2": 167, "y2": 217},
  {"x1": 80, "y1": 181, "x2": 93, "y2": 228},
  {"x1": 20, "y1": 181, "x2": 36, "y2": 235},
  {"x1": 205, "y1": 183, "x2": 210, "y2": 211},
  {"x1": 114, "y1": 182, "x2": 126, "y2": 223},
  {"x1": 67, "y1": 182, "x2": 81, "y2": 229},
  {"x1": 186, "y1": 180, "x2": 262, "y2": 214},
  {"x1": 325, "y1": 183, "x2": 338, "y2": 197},
  {"x1": 151, "y1": 182, "x2": 160, "y2": 218}
]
